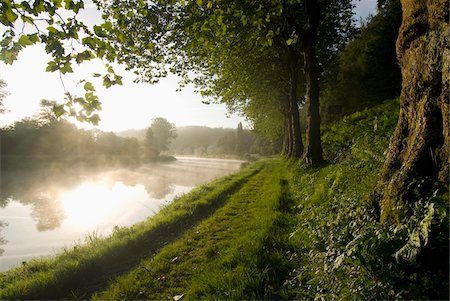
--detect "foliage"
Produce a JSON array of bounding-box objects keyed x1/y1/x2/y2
[
  {"x1": 1, "y1": 0, "x2": 356, "y2": 161},
  {"x1": 320, "y1": 0, "x2": 402, "y2": 122},
  {"x1": 285, "y1": 98, "x2": 448, "y2": 300},
  {"x1": 144, "y1": 117, "x2": 177, "y2": 159},
  {"x1": 0, "y1": 99, "x2": 448, "y2": 299},
  {"x1": 0, "y1": 102, "x2": 142, "y2": 170},
  {"x1": 0, "y1": 0, "x2": 126, "y2": 123}
]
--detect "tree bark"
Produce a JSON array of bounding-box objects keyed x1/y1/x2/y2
[
  {"x1": 302, "y1": 0, "x2": 324, "y2": 164},
  {"x1": 287, "y1": 52, "x2": 303, "y2": 158},
  {"x1": 377, "y1": 0, "x2": 449, "y2": 223},
  {"x1": 281, "y1": 103, "x2": 292, "y2": 156}
]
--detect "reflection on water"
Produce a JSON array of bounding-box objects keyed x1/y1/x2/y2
[{"x1": 0, "y1": 157, "x2": 243, "y2": 271}]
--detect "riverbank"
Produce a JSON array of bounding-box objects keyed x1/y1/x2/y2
[{"x1": 1, "y1": 99, "x2": 447, "y2": 300}]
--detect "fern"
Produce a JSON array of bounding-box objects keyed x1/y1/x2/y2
[{"x1": 394, "y1": 202, "x2": 435, "y2": 262}]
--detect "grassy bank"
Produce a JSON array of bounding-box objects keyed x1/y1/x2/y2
[{"x1": 1, "y1": 99, "x2": 447, "y2": 300}]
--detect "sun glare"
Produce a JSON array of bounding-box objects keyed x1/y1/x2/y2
[{"x1": 60, "y1": 181, "x2": 129, "y2": 228}]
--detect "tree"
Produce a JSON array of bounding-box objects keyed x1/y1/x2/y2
[
  {"x1": 36, "y1": 99, "x2": 60, "y2": 124},
  {"x1": 320, "y1": 0, "x2": 402, "y2": 122},
  {"x1": 144, "y1": 128, "x2": 158, "y2": 159},
  {"x1": 145, "y1": 118, "x2": 177, "y2": 158},
  {"x1": 376, "y1": 0, "x2": 448, "y2": 223}
]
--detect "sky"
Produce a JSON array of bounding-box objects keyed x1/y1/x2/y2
[{"x1": 0, "y1": 0, "x2": 377, "y2": 132}]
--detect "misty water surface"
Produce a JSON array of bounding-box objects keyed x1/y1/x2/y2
[{"x1": 0, "y1": 157, "x2": 243, "y2": 271}]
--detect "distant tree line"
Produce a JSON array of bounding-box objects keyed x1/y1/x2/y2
[
  {"x1": 168, "y1": 122, "x2": 279, "y2": 158},
  {"x1": 0, "y1": 101, "x2": 176, "y2": 170},
  {"x1": 1, "y1": 101, "x2": 276, "y2": 171},
  {"x1": 121, "y1": 123, "x2": 280, "y2": 159}
]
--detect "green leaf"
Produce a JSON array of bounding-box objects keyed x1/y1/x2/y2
[
  {"x1": 85, "y1": 91, "x2": 98, "y2": 103},
  {"x1": 84, "y1": 82, "x2": 95, "y2": 91},
  {"x1": 89, "y1": 114, "x2": 100, "y2": 125},
  {"x1": 94, "y1": 25, "x2": 107, "y2": 38},
  {"x1": 82, "y1": 37, "x2": 96, "y2": 49},
  {"x1": 241, "y1": 15, "x2": 247, "y2": 26},
  {"x1": 53, "y1": 104, "x2": 66, "y2": 117},
  {"x1": 64, "y1": 0, "x2": 74, "y2": 10},
  {"x1": 75, "y1": 52, "x2": 85, "y2": 64},
  {"x1": 102, "y1": 21, "x2": 112, "y2": 31},
  {"x1": 75, "y1": 50, "x2": 93, "y2": 64},
  {"x1": 28, "y1": 34, "x2": 40, "y2": 43},
  {"x1": 33, "y1": 0, "x2": 45, "y2": 13},
  {"x1": 114, "y1": 75, "x2": 123, "y2": 85},
  {"x1": 18, "y1": 35, "x2": 33, "y2": 46},
  {"x1": 45, "y1": 61, "x2": 59, "y2": 72},
  {"x1": 20, "y1": 15, "x2": 34, "y2": 24},
  {"x1": 47, "y1": 26, "x2": 58, "y2": 34},
  {"x1": 93, "y1": 73, "x2": 101, "y2": 77},
  {"x1": 60, "y1": 62, "x2": 73, "y2": 74},
  {"x1": 286, "y1": 38, "x2": 293, "y2": 45},
  {"x1": 5, "y1": 10, "x2": 18, "y2": 24},
  {"x1": 196, "y1": 0, "x2": 203, "y2": 6},
  {"x1": 103, "y1": 75, "x2": 112, "y2": 88}
]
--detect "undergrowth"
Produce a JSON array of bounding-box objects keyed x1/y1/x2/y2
[{"x1": 284, "y1": 99, "x2": 449, "y2": 300}]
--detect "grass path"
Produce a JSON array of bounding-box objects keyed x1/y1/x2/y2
[{"x1": 94, "y1": 159, "x2": 290, "y2": 300}]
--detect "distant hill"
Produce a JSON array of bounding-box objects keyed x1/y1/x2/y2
[
  {"x1": 117, "y1": 126, "x2": 237, "y2": 156},
  {"x1": 116, "y1": 129, "x2": 146, "y2": 141}
]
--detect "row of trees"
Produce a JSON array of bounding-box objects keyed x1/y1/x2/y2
[
  {"x1": 92, "y1": 0, "x2": 355, "y2": 164},
  {"x1": 0, "y1": 0, "x2": 404, "y2": 168}
]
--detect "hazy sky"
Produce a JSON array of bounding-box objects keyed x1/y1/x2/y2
[{"x1": 0, "y1": 0, "x2": 377, "y2": 132}]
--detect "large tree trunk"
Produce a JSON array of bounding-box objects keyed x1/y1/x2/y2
[
  {"x1": 302, "y1": 0, "x2": 324, "y2": 164},
  {"x1": 377, "y1": 0, "x2": 449, "y2": 223}
]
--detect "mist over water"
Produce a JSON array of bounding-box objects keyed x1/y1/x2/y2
[{"x1": 0, "y1": 157, "x2": 243, "y2": 271}]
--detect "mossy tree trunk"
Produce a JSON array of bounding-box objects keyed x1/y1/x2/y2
[{"x1": 377, "y1": 0, "x2": 449, "y2": 223}]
